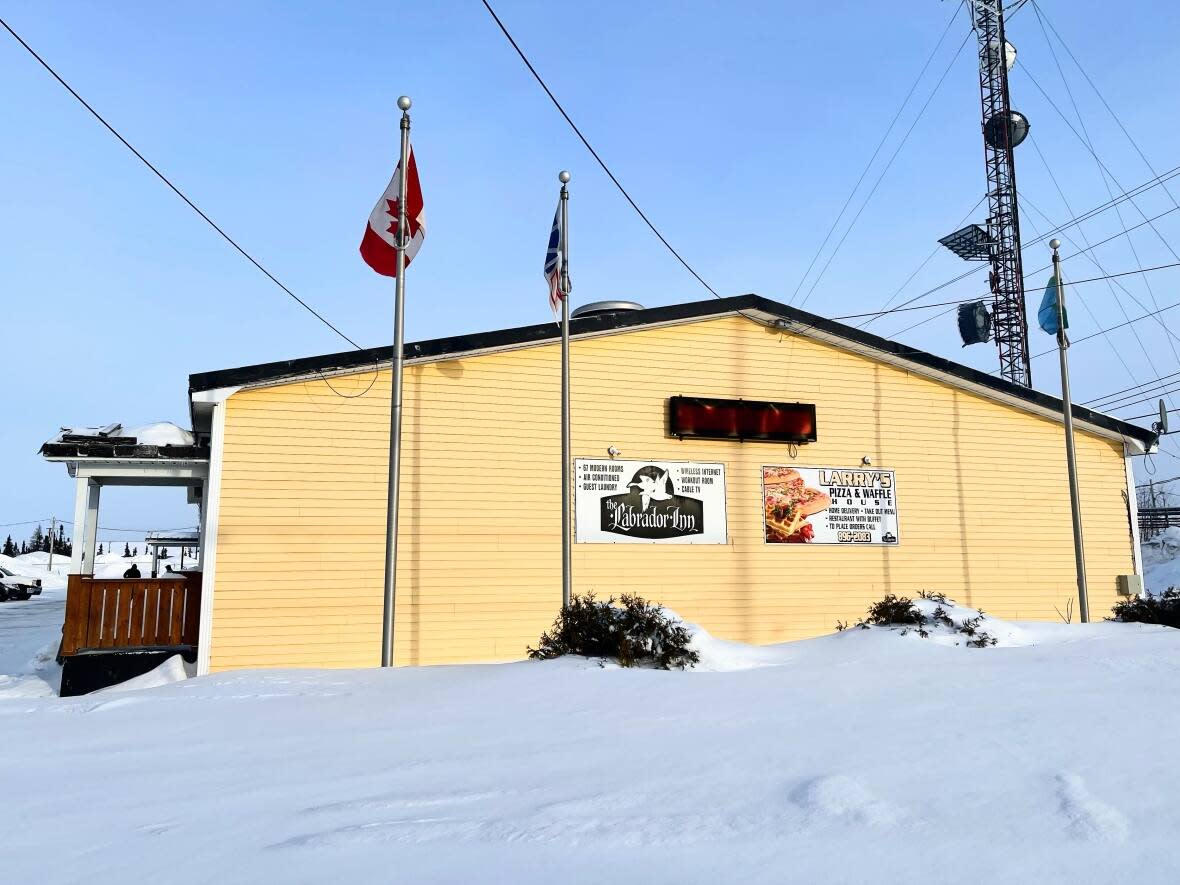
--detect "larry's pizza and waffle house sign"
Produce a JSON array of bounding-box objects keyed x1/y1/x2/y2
[{"x1": 762, "y1": 466, "x2": 899, "y2": 545}]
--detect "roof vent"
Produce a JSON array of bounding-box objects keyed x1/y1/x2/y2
[{"x1": 570, "y1": 300, "x2": 644, "y2": 320}]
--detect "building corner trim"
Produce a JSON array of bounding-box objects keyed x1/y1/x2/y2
[{"x1": 195, "y1": 387, "x2": 238, "y2": 675}]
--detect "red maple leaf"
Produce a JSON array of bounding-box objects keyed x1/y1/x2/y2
[{"x1": 384, "y1": 197, "x2": 421, "y2": 240}]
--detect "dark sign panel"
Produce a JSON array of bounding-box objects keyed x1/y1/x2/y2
[{"x1": 668, "y1": 396, "x2": 817, "y2": 443}]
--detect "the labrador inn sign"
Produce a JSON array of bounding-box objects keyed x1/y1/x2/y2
[{"x1": 574, "y1": 459, "x2": 728, "y2": 544}]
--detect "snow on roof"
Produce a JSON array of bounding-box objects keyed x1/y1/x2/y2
[
  {"x1": 41, "y1": 421, "x2": 205, "y2": 462},
  {"x1": 45, "y1": 422, "x2": 194, "y2": 447},
  {"x1": 145, "y1": 530, "x2": 200, "y2": 546}
]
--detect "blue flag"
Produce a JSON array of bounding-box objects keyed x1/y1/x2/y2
[{"x1": 1038, "y1": 275, "x2": 1068, "y2": 335}]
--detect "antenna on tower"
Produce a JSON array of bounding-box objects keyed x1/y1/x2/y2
[{"x1": 939, "y1": 0, "x2": 1034, "y2": 387}]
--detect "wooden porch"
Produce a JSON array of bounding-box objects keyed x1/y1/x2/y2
[{"x1": 61, "y1": 573, "x2": 203, "y2": 657}]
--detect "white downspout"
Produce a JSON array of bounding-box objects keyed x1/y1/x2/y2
[{"x1": 1124, "y1": 443, "x2": 1144, "y2": 576}]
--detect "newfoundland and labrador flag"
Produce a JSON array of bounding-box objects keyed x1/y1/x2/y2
[
  {"x1": 544, "y1": 199, "x2": 565, "y2": 316},
  {"x1": 360, "y1": 145, "x2": 425, "y2": 277},
  {"x1": 1038, "y1": 274, "x2": 1069, "y2": 336}
]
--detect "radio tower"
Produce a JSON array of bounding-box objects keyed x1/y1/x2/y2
[{"x1": 971, "y1": 0, "x2": 1032, "y2": 386}]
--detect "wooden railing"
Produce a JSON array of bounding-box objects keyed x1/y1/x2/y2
[{"x1": 61, "y1": 573, "x2": 202, "y2": 657}]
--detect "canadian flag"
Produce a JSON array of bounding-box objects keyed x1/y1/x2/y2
[{"x1": 359, "y1": 146, "x2": 425, "y2": 277}]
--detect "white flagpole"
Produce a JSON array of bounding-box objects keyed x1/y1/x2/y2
[
  {"x1": 559, "y1": 170, "x2": 572, "y2": 609},
  {"x1": 1050, "y1": 238, "x2": 1089, "y2": 623},
  {"x1": 381, "y1": 95, "x2": 412, "y2": 667}
]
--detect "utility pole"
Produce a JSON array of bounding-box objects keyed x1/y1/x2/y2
[
  {"x1": 48, "y1": 516, "x2": 56, "y2": 572},
  {"x1": 1050, "y1": 239, "x2": 1089, "y2": 622}
]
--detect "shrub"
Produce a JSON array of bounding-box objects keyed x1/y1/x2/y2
[
  {"x1": 841, "y1": 592, "x2": 998, "y2": 647},
  {"x1": 528, "y1": 592, "x2": 699, "y2": 669},
  {"x1": 1110, "y1": 589, "x2": 1180, "y2": 629}
]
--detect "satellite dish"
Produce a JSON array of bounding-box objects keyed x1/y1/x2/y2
[
  {"x1": 1154, "y1": 399, "x2": 1169, "y2": 435},
  {"x1": 983, "y1": 38, "x2": 1017, "y2": 73},
  {"x1": 957, "y1": 301, "x2": 993, "y2": 346},
  {"x1": 984, "y1": 110, "x2": 1030, "y2": 149}
]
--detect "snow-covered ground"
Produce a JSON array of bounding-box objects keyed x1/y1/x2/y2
[
  {"x1": 1143, "y1": 526, "x2": 1180, "y2": 594},
  {"x1": 2, "y1": 559, "x2": 1178, "y2": 882}
]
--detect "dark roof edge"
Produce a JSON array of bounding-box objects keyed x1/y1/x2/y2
[{"x1": 187, "y1": 293, "x2": 1156, "y2": 447}]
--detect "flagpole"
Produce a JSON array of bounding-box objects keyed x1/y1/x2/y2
[
  {"x1": 559, "y1": 170, "x2": 572, "y2": 609},
  {"x1": 381, "y1": 95, "x2": 412, "y2": 667},
  {"x1": 1050, "y1": 238, "x2": 1089, "y2": 623}
]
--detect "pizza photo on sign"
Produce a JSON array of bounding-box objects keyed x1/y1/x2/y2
[{"x1": 762, "y1": 466, "x2": 831, "y2": 543}]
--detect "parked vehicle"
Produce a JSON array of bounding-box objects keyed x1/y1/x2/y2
[{"x1": 0, "y1": 566, "x2": 42, "y2": 601}]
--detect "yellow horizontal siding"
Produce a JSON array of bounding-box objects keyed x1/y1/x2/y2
[{"x1": 208, "y1": 315, "x2": 1136, "y2": 670}]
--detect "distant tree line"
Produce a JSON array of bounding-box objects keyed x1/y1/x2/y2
[{"x1": 2, "y1": 523, "x2": 72, "y2": 558}]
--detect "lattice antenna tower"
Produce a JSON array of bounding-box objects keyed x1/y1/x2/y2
[{"x1": 940, "y1": 0, "x2": 1034, "y2": 386}]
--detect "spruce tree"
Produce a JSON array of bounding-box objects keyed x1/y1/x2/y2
[
  {"x1": 97, "y1": 543, "x2": 104, "y2": 556},
  {"x1": 2, "y1": 535, "x2": 14, "y2": 557},
  {"x1": 123, "y1": 542, "x2": 132, "y2": 558},
  {"x1": 30, "y1": 525, "x2": 45, "y2": 553},
  {"x1": 132, "y1": 546, "x2": 138, "y2": 556}
]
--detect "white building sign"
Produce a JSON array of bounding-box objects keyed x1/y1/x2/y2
[
  {"x1": 762, "y1": 465, "x2": 899, "y2": 545},
  {"x1": 574, "y1": 459, "x2": 728, "y2": 544}
]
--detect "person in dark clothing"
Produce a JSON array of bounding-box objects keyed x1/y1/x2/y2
[{"x1": 123, "y1": 563, "x2": 141, "y2": 579}]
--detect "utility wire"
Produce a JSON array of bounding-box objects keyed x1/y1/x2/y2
[
  {"x1": 1031, "y1": 1, "x2": 1180, "y2": 219},
  {"x1": 1019, "y1": 60, "x2": 1180, "y2": 265},
  {"x1": 1031, "y1": 3, "x2": 1180, "y2": 376},
  {"x1": 1127, "y1": 408, "x2": 1180, "y2": 424},
  {"x1": 1020, "y1": 178, "x2": 1148, "y2": 389},
  {"x1": 1085, "y1": 370, "x2": 1180, "y2": 406},
  {"x1": 788, "y1": 0, "x2": 965, "y2": 304},
  {"x1": 1090, "y1": 378, "x2": 1180, "y2": 411},
  {"x1": 0, "y1": 15, "x2": 362, "y2": 350},
  {"x1": 479, "y1": 0, "x2": 720, "y2": 299},
  {"x1": 1027, "y1": 294, "x2": 1180, "y2": 363},
  {"x1": 861, "y1": 163, "x2": 1180, "y2": 323},
  {"x1": 1100, "y1": 386, "x2": 1180, "y2": 414},
  {"x1": 1135, "y1": 474, "x2": 1180, "y2": 488},
  {"x1": 856, "y1": 195, "x2": 987, "y2": 329},
  {"x1": 796, "y1": 27, "x2": 973, "y2": 308}
]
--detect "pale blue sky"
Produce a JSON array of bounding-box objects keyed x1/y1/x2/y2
[{"x1": 3, "y1": 0, "x2": 1180, "y2": 537}]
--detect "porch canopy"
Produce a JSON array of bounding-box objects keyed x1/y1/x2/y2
[
  {"x1": 145, "y1": 530, "x2": 201, "y2": 577},
  {"x1": 40, "y1": 423, "x2": 210, "y2": 665},
  {"x1": 40, "y1": 422, "x2": 210, "y2": 574}
]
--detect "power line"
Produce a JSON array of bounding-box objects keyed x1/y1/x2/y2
[
  {"x1": 1028, "y1": 295, "x2": 1180, "y2": 363},
  {"x1": 833, "y1": 256, "x2": 1180, "y2": 323},
  {"x1": 788, "y1": 0, "x2": 965, "y2": 304},
  {"x1": 1031, "y1": 1, "x2": 1180, "y2": 219},
  {"x1": 1031, "y1": 3, "x2": 1180, "y2": 379},
  {"x1": 479, "y1": 0, "x2": 720, "y2": 299},
  {"x1": 796, "y1": 27, "x2": 973, "y2": 308},
  {"x1": 1085, "y1": 370, "x2": 1180, "y2": 406},
  {"x1": 860, "y1": 162, "x2": 1180, "y2": 324},
  {"x1": 0, "y1": 15, "x2": 362, "y2": 350},
  {"x1": 1127, "y1": 408, "x2": 1180, "y2": 424},
  {"x1": 1018, "y1": 60, "x2": 1180, "y2": 266},
  {"x1": 0, "y1": 518, "x2": 52, "y2": 529},
  {"x1": 1136, "y1": 474, "x2": 1180, "y2": 489},
  {"x1": 1092, "y1": 379, "x2": 1180, "y2": 412},
  {"x1": 1020, "y1": 177, "x2": 1151, "y2": 390}
]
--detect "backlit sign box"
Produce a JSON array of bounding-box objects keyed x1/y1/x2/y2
[{"x1": 668, "y1": 396, "x2": 817, "y2": 443}]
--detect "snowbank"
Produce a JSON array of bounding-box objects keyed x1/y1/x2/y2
[
  {"x1": 2, "y1": 584, "x2": 1180, "y2": 882},
  {"x1": 98, "y1": 654, "x2": 193, "y2": 693},
  {"x1": 1143, "y1": 528, "x2": 1180, "y2": 594}
]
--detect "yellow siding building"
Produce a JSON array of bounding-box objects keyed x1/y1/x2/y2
[{"x1": 188, "y1": 296, "x2": 1152, "y2": 674}]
